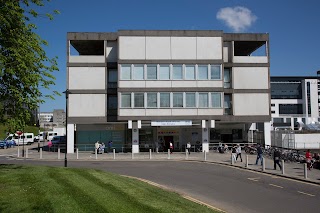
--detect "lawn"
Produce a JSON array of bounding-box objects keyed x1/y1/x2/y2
[{"x1": 0, "y1": 165, "x2": 219, "y2": 213}]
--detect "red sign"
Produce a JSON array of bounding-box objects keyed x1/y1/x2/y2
[{"x1": 16, "y1": 131, "x2": 23, "y2": 135}]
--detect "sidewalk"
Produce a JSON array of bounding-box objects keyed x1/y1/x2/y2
[{"x1": 2, "y1": 146, "x2": 320, "y2": 184}]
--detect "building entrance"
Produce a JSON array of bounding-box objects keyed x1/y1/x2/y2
[
  {"x1": 221, "y1": 134, "x2": 233, "y2": 145},
  {"x1": 163, "y1": 136, "x2": 173, "y2": 151}
]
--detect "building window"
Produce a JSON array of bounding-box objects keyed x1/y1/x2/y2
[
  {"x1": 134, "y1": 93, "x2": 144, "y2": 108},
  {"x1": 173, "y1": 93, "x2": 183, "y2": 107},
  {"x1": 121, "y1": 93, "x2": 131, "y2": 108},
  {"x1": 121, "y1": 64, "x2": 131, "y2": 80},
  {"x1": 279, "y1": 104, "x2": 303, "y2": 114},
  {"x1": 271, "y1": 104, "x2": 275, "y2": 107},
  {"x1": 210, "y1": 65, "x2": 221, "y2": 80},
  {"x1": 224, "y1": 94, "x2": 232, "y2": 115},
  {"x1": 271, "y1": 111, "x2": 275, "y2": 114},
  {"x1": 199, "y1": 93, "x2": 208, "y2": 107},
  {"x1": 160, "y1": 93, "x2": 170, "y2": 108},
  {"x1": 185, "y1": 65, "x2": 195, "y2": 80},
  {"x1": 108, "y1": 69, "x2": 117, "y2": 82},
  {"x1": 224, "y1": 68, "x2": 231, "y2": 88},
  {"x1": 159, "y1": 65, "x2": 170, "y2": 80},
  {"x1": 147, "y1": 65, "x2": 157, "y2": 80},
  {"x1": 147, "y1": 93, "x2": 157, "y2": 108},
  {"x1": 211, "y1": 93, "x2": 221, "y2": 108},
  {"x1": 172, "y1": 65, "x2": 183, "y2": 80},
  {"x1": 198, "y1": 65, "x2": 208, "y2": 80},
  {"x1": 186, "y1": 93, "x2": 196, "y2": 107},
  {"x1": 133, "y1": 64, "x2": 144, "y2": 80}
]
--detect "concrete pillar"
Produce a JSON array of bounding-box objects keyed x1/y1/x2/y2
[
  {"x1": 202, "y1": 120, "x2": 209, "y2": 152},
  {"x1": 132, "y1": 121, "x2": 140, "y2": 153},
  {"x1": 67, "y1": 124, "x2": 75, "y2": 154},
  {"x1": 264, "y1": 121, "x2": 271, "y2": 147}
]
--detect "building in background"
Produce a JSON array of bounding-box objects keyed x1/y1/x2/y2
[
  {"x1": 66, "y1": 30, "x2": 270, "y2": 153},
  {"x1": 38, "y1": 109, "x2": 65, "y2": 129}
]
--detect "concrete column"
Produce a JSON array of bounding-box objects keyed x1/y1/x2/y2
[
  {"x1": 264, "y1": 122, "x2": 271, "y2": 147},
  {"x1": 132, "y1": 121, "x2": 140, "y2": 153},
  {"x1": 202, "y1": 120, "x2": 209, "y2": 152},
  {"x1": 67, "y1": 124, "x2": 75, "y2": 154}
]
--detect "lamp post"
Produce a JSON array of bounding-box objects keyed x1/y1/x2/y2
[{"x1": 63, "y1": 89, "x2": 69, "y2": 167}]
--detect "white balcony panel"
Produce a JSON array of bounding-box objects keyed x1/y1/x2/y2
[
  {"x1": 69, "y1": 94, "x2": 105, "y2": 117},
  {"x1": 223, "y1": 47, "x2": 229, "y2": 62},
  {"x1": 118, "y1": 81, "x2": 146, "y2": 88},
  {"x1": 146, "y1": 37, "x2": 171, "y2": 60},
  {"x1": 146, "y1": 109, "x2": 171, "y2": 116},
  {"x1": 233, "y1": 56, "x2": 268, "y2": 63},
  {"x1": 69, "y1": 56, "x2": 105, "y2": 63},
  {"x1": 198, "y1": 109, "x2": 224, "y2": 115},
  {"x1": 197, "y1": 37, "x2": 222, "y2": 60},
  {"x1": 69, "y1": 67, "x2": 105, "y2": 90},
  {"x1": 119, "y1": 109, "x2": 145, "y2": 116},
  {"x1": 173, "y1": 81, "x2": 197, "y2": 88},
  {"x1": 145, "y1": 81, "x2": 171, "y2": 88},
  {"x1": 119, "y1": 36, "x2": 146, "y2": 60},
  {"x1": 197, "y1": 81, "x2": 223, "y2": 88},
  {"x1": 233, "y1": 67, "x2": 269, "y2": 89},
  {"x1": 172, "y1": 109, "x2": 198, "y2": 116},
  {"x1": 234, "y1": 93, "x2": 269, "y2": 116},
  {"x1": 171, "y1": 37, "x2": 197, "y2": 60}
]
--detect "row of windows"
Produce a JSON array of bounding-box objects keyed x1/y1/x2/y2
[
  {"x1": 120, "y1": 92, "x2": 222, "y2": 108},
  {"x1": 120, "y1": 64, "x2": 222, "y2": 81}
]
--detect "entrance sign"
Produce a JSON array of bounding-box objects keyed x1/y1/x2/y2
[{"x1": 151, "y1": 120, "x2": 192, "y2": 126}]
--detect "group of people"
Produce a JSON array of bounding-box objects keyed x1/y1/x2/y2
[{"x1": 94, "y1": 140, "x2": 113, "y2": 154}]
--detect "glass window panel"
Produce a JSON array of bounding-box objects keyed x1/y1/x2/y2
[
  {"x1": 160, "y1": 93, "x2": 170, "y2": 107},
  {"x1": 211, "y1": 93, "x2": 221, "y2": 108},
  {"x1": 121, "y1": 65, "x2": 131, "y2": 80},
  {"x1": 224, "y1": 68, "x2": 231, "y2": 88},
  {"x1": 134, "y1": 93, "x2": 144, "y2": 108},
  {"x1": 159, "y1": 65, "x2": 170, "y2": 80},
  {"x1": 147, "y1": 65, "x2": 157, "y2": 80},
  {"x1": 186, "y1": 93, "x2": 196, "y2": 107},
  {"x1": 108, "y1": 69, "x2": 118, "y2": 82},
  {"x1": 199, "y1": 93, "x2": 208, "y2": 107},
  {"x1": 198, "y1": 65, "x2": 208, "y2": 80},
  {"x1": 185, "y1": 65, "x2": 195, "y2": 80},
  {"x1": 121, "y1": 93, "x2": 131, "y2": 108},
  {"x1": 211, "y1": 65, "x2": 221, "y2": 80},
  {"x1": 133, "y1": 65, "x2": 144, "y2": 80},
  {"x1": 173, "y1": 65, "x2": 183, "y2": 80},
  {"x1": 173, "y1": 93, "x2": 183, "y2": 107},
  {"x1": 147, "y1": 93, "x2": 157, "y2": 108}
]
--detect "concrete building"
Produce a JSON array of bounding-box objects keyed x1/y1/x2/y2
[
  {"x1": 66, "y1": 30, "x2": 270, "y2": 153},
  {"x1": 38, "y1": 110, "x2": 66, "y2": 129},
  {"x1": 53, "y1": 109, "x2": 66, "y2": 127}
]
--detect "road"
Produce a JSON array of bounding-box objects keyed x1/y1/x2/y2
[{"x1": 0, "y1": 156, "x2": 319, "y2": 213}]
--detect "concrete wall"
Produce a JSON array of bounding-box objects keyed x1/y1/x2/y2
[
  {"x1": 233, "y1": 67, "x2": 269, "y2": 89},
  {"x1": 119, "y1": 108, "x2": 223, "y2": 117},
  {"x1": 233, "y1": 56, "x2": 268, "y2": 63},
  {"x1": 69, "y1": 67, "x2": 105, "y2": 90},
  {"x1": 69, "y1": 56, "x2": 105, "y2": 63},
  {"x1": 119, "y1": 80, "x2": 223, "y2": 88},
  {"x1": 69, "y1": 94, "x2": 106, "y2": 117},
  {"x1": 233, "y1": 93, "x2": 269, "y2": 115},
  {"x1": 118, "y1": 36, "x2": 222, "y2": 60}
]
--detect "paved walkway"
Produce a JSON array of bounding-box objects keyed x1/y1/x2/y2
[{"x1": 2, "y1": 145, "x2": 320, "y2": 184}]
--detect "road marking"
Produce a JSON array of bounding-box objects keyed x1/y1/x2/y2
[
  {"x1": 248, "y1": 177, "x2": 260, "y2": 182},
  {"x1": 297, "y1": 191, "x2": 315, "y2": 197},
  {"x1": 269, "y1": 184, "x2": 283, "y2": 188}
]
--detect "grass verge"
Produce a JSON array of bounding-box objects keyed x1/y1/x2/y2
[{"x1": 0, "y1": 164, "x2": 219, "y2": 213}]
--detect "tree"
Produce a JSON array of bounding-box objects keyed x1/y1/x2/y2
[{"x1": 0, "y1": 0, "x2": 59, "y2": 133}]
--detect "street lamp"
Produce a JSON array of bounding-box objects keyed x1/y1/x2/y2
[{"x1": 63, "y1": 89, "x2": 69, "y2": 167}]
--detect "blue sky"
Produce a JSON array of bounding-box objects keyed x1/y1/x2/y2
[{"x1": 33, "y1": 0, "x2": 320, "y2": 112}]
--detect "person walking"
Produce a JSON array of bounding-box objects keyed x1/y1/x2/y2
[
  {"x1": 95, "y1": 141, "x2": 100, "y2": 154},
  {"x1": 305, "y1": 149, "x2": 312, "y2": 170},
  {"x1": 236, "y1": 144, "x2": 242, "y2": 162},
  {"x1": 108, "y1": 140, "x2": 113, "y2": 153},
  {"x1": 169, "y1": 141, "x2": 173, "y2": 154},
  {"x1": 255, "y1": 144, "x2": 263, "y2": 166},
  {"x1": 273, "y1": 148, "x2": 282, "y2": 170},
  {"x1": 186, "y1": 142, "x2": 191, "y2": 155}
]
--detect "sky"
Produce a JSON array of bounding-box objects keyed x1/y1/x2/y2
[{"x1": 32, "y1": 0, "x2": 320, "y2": 112}]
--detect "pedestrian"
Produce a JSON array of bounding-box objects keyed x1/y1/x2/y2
[
  {"x1": 236, "y1": 144, "x2": 242, "y2": 162},
  {"x1": 255, "y1": 144, "x2": 263, "y2": 166},
  {"x1": 186, "y1": 142, "x2": 191, "y2": 155},
  {"x1": 273, "y1": 148, "x2": 282, "y2": 170},
  {"x1": 231, "y1": 145, "x2": 237, "y2": 162},
  {"x1": 108, "y1": 140, "x2": 113, "y2": 153},
  {"x1": 95, "y1": 141, "x2": 100, "y2": 154},
  {"x1": 100, "y1": 143, "x2": 105, "y2": 154},
  {"x1": 305, "y1": 149, "x2": 312, "y2": 170},
  {"x1": 169, "y1": 141, "x2": 173, "y2": 154}
]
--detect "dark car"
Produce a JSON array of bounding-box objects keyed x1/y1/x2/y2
[
  {"x1": 0, "y1": 140, "x2": 8, "y2": 149},
  {"x1": 51, "y1": 136, "x2": 66, "y2": 145}
]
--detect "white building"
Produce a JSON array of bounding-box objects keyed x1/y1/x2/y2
[{"x1": 66, "y1": 30, "x2": 271, "y2": 153}]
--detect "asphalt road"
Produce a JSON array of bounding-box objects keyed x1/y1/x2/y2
[{"x1": 1, "y1": 157, "x2": 319, "y2": 213}]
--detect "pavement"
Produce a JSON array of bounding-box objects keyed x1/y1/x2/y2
[{"x1": 1, "y1": 143, "x2": 320, "y2": 185}]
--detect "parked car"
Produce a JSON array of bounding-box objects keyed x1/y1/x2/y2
[
  {"x1": 0, "y1": 140, "x2": 8, "y2": 149},
  {"x1": 51, "y1": 136, "x2": 66, "y2": 145}
]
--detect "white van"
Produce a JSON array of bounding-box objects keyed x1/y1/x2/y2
[
  {"x1": 37, "y1": 131, "x2": 58, "y2": 141},
  {"x1": 5, "y1": 133, "x2": 35, "y2": 145}
]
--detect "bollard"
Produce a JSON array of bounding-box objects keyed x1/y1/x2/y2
[
  {"x1": 149, "y1": 149, "x2": 152, "y2": 160},
  {"x1": 185, "y1": 149, "x2": 188, "y2": 160},
  {"x1": 168, "y1": 149, "x2": 170, "y2": 159},
  {"x1": 246, "y1": 155, "x2": 249, "y2": 168},
  {"x1": 58, "y1": 148, "x2": 60, "y2": 159},
  {"x1": 40, "y1": 148, "x2": 42, "y2": 159},
  {"x1": 76, "y1": 148, "x2": 79, "y2": 160},
  {"x1": 156, "y1": 147, "x2": 159, "y2": 153},
  {"x1": 113, "y1": 149, "x2": 116, "y2": 160},
  {"x1": 26, "y1": 148, "x2": 28, "y2": 158},
  {"x1": 95, "y1": 148, "x2": 97, "y2": 160},
  {"x1": 131, "y1": 152, "x2": 134, "y2": 159},
  {"x1": 262, "y1": 157, "x2": 265, "y2": 171},
  {"x1": 304, "y1": 163, "x2": 308, "y2": 179},
  {"x1": 204, "y1": 151, "x2": 207, "y2": 161},
  {"x1": 281, "y1": 160, "x2": 285, "y2": 175},
  {"x1": 231, "y1": 153, "x2": 234, "y2": 165},
  {"x1": 17, "y1": 147, "x2": 20, "y2": 157}
]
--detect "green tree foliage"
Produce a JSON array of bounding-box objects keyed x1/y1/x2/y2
[{"x1": 0, "y1": 0, "x2": 59, "y2": 133}]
